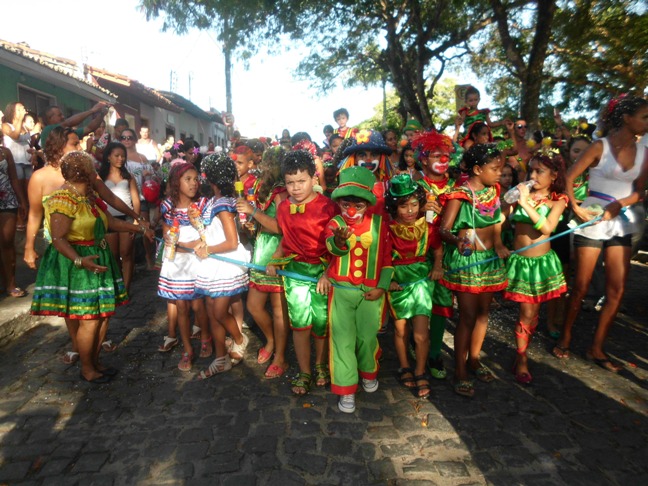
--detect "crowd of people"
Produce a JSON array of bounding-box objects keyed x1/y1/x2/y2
[{"x1": 1, "y1": 90, "x2": 647, "y2": 413}]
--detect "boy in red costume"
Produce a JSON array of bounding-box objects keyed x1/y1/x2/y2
[{"x1": 266, "y1": 150, "x2": 338, "y2": 395}]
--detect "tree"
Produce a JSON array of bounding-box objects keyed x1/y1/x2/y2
[
  {"x1": 550, "y1": 0, "x2": 648, "y2": 112},
  {"x1": 487, "y1": 0, "x2": 557, "y2": 129},
  {"x1": 139, "y1": 1, "x2": 496, "y2": 129}
]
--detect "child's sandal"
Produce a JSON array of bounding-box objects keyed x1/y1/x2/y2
[
  {"x1": 314, "y1": 363, "x2": 330, "y2": 387},
  {"x1": 291, "y1": 372, "x2": 312, "y2": 395},
  {"x1": 414, "y1": 374, "x2": 431, "y2": 399},
  {"x1": 397, "y1": 367, "x2": 416, "y2": 389},
  {"x1": 453, "y1": 379, "x2": 474, "y2": 398},
  {"x1": 178, "y1": 352, "x2": 194, "y2": 372},
  {"x1": 199, "y1": 355, "x2": 232, "y2": 379},
  {"x1": 199, "y1": 337, "x2": 213, "y2": 358}
]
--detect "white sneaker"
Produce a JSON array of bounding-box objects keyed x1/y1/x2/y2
[
  {"x1": 362, "y1": 378, "x2": 379, "y2": 393},
  {"x1": 338, "y1": 394, "x2": 356, "y2": 413}
]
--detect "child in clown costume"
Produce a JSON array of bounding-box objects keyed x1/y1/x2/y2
[
  {"x1": 411, "y1": 130, "x2": 457, "y2": 379},
  {"x1": 324, "y1": 166, "x2": 394, "y2": 413},
  {"x1": 439, "y1": 143, "x2": 510, "y2": 398},
  {"x1": 386, "y1": 175, "x2": 444, "y2": 398},
  {"x1": 337, "y1": 129, "x2": 394, "y2": 215}
]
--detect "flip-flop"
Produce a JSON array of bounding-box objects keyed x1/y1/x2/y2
[
  {"x1": 586, "y1": 352, "x2": 623, "y2": 373},
  {"x1": 257, "y1": 347, "x2": 273, "y2": 365},
  {"x1": 264, "y1": 363, "x2": 289, "y2": 379},
  {"x1": 62, "y1": 351, "x2": 79, "y2": 365},
  {"x1": 101, "y1": 341, "x2": 117, "y2": 353},
  {"x1": 8, "y1": 287, "x2": 27, "y2": 298}
]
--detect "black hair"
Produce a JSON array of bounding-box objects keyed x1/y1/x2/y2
[
  {"x1": 529, "y1": 153, "x2": 566, "y2": 195},
  {"x1": 398, "y1": 143, "x2": 422, "y2": 172},
  {"x1": 468, "y1": 122, "x2": 489, "y2": 141},
  {"x1": 462, "y1": 143, "x2": 500, "y2": 173},
  {"x1": 201, "y1": 153, "x2": 237, "y2": 197},
  {"x1": 332, "y1": 137, "x2": 354, "y2": 167},
  {"x1": 323, "y1": 125, "x2": 334, "y2": 134},
  {"x1": 114, "y1": 118, "x2": 129, "y2": 128},
  {"x1": 281, "y1": 150, "x2": 316, "y2": 177},
  {"x1": 246, "y1": 138, "x2": 265, "y2": 154},
  {"x1": 500, "y1": 163, "x2": 519, "y2": 189},
  {"x1": 99, "y1": 142, "x2": 131, "y2": 181},
  {"x1": 290, "y1": 132, "x2": 312, "y2": 146},
  {"x1": 183, "y1": 138, "x2": 203, "y2": 170},
  {"x1": 333, "y1": 108, "x2": 349, "y2": 120},
  {"x1": 599, "y1": 94, "x2": 648, "y2": 136},
  {"x1": 257, "y1": 146, "x2": 286, "y2": 203},
  {"x1": 328, "y1": 133, "x2": 342, "y2": 145},
  {"x1": 385, "y1": 185, "x2": 427, "y2": 218},
  {"x1": 464, "y1": 86, "x2": 480, "y2": 100}
]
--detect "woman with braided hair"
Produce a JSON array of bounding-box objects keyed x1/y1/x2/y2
[{"x1": 553, "y1": 94, "x2": 648, "y2": 372}]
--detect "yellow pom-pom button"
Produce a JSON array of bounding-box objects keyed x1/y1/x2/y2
[{"x1": 353, "y1": 270, "x2": 363, "y2": 278}]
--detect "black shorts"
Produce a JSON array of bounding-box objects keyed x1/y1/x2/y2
[{"x1": 573, "y1": 234, "x2": 632, "y2": 249}]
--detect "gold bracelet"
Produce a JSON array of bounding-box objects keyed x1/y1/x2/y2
[{"x1": 74, "y1": 256, "x2": 83, "y2": 268}]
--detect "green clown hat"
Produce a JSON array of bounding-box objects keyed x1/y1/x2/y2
[
  {"x1": 331, "y1": 166, "x2": 377, "y2": 205},
  {"x1": 388, "y1": 174, "x2": 418, "y2": 198}
]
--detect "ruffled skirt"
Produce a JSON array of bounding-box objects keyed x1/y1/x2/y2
[
  {"x1": 503, "y1": 251, "x2": 566, "y2": 303},
  {"x1": 441, "y1": 247, "x2": 507, "y2": 294}
]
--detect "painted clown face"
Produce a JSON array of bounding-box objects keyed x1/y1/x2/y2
[
  {"x1": 425, "y1": 152, "x2": 450, "y2": 175},
  {"x1": 338, "y1": 199, "x2": 368, "y2": 225},
  {"x1": 355, "y1": 150, "x2": 381, "y2": 173}
]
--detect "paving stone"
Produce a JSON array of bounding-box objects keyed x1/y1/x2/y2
[
  {"x1": 368, "y1": 458, "x2": 398, "y2": 481},
  {"x1": 266, "y1": 470, "x2": 306, "y2": 486},
  {"x1": 290, "y1": 419, "x2": 322, "y2": 436},
  {"x1": 175, "y1": 441, "x2": 210, "y2": 461},
  {"x1": 326, "y1": 421, "x2": 367, "y2": 440},
  {"x1": 434, "y1": 460, "x2": 470, "y2": 478},
  {"x1": 201, "y1": 451, "x2": 243, "y2": 474},
  {"x1": 287, "y1": 452, "x2": 328, "y2": 475},
  {"x1": 328, "y1": 461, "x2": 370, "y2": 484},
  {"x1": 221, "y1": 473, "x2": 256, "y2": 486},
  {"x1": 320, "y1": 436, "x2": 353, "y2": 456},
  {"x1": 0, "y1": 461, "x2": 31, "y2": 481},
  {"x1": 71, "y1": 452, "x2": 110, "y2": 473},
  {"x1": 380, "y1": 443, "x2": 414, "y2": 457},
  {"x1": 402, "y1": 458, "x2": 436, "y2": 475},
  {"x1": 366, "y1": 425, "x2": 401, "y2": 439},
  {"x1": 77, "y1": 475, "x2": 116, "y2": 486},
  {"x1": 250, "y1": 451, "x2": 279, "y2": 470},
  {"x1": 283, "y1": 437, "x2": 317, "y2": 454},
  {"x1": 241, "y1": 435, "x2": 278, "y2": 454},
  {"x1": 158, "y1": 462, "x2": 194, "y2": 480}
]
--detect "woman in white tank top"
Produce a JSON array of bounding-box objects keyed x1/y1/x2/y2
[
  {"x1": 554, "y1": 95, "x2": 648, "y2": 372},
  {"x1": 99, "y1": 141, "x2": 140, "y2": 292}
]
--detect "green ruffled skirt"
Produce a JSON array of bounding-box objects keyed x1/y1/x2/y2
[
  {"x1": 31, "y1": 241, "x2": 128, "y2": 319},
  {"x1": 441, "y1": 247, "x2": 507, "y2": 294},
  {"x1": 250, "y1": 232, "x2": 283, "y2": 292},
  {"x1": 388, "y1": 262, "x2": 433, "y2": 320},
  {"x1": 503, "y1": 251, "x2": 566, "y2": 303}
]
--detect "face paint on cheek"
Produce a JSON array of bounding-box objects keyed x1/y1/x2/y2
[
  {"x1": 360, "y1": 160, "x2": 379, "y2": 172},
  {"x1": 432, "y1": 162, "x2": 449, "y2": 174}
]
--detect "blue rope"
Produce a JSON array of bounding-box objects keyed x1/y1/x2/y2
[
  {"x1": 445, "y1": 214, "x2": 603, "y2": 274},
  {"x1": 157, "y1": 214, "x2": 601, "y2": 289}
]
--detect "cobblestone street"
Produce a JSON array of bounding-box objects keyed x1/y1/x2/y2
[{"x1": 1, "y1": 263, "x2": 647, "y2": 485}]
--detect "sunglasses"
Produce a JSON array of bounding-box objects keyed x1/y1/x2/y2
[
  {"x1": 516, "y1": 124, "x2": 527, "y2": 129},
  {"x1": 120, "y1": 135, "x2": 135, "y2": 141}
]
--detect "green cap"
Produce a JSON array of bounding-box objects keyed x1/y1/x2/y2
[
  {"x1": 388, "y1": 174, "x2": 418, "y2": 197},
  {"x1": 331, "y1": 166, "x2": 377, "y2": 205}
]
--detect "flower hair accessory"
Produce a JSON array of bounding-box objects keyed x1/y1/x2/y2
[
  {"x1": 355, "y1": 130, "x2": 371, "y2": 144},
  {"x1": 607, "y1": 93, "x2": 628, "y2": 115}
]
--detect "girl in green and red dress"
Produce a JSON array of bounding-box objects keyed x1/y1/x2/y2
[
  {"x1": 503, "y1": 153, "x2": 568, "y2": 384},
  {"x1": 235, "y1": 146, "x2": 291, "y2": 378},
  {"x1": 439, "y1": 144, "x2": 510, "y2": 398}
]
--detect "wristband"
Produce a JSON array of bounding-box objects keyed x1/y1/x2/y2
[
  {"x1": 140, "y1": 225, "x2": 147, "y2": 235},
  {"x1": 137, "y1": 215, "x2": 146, "y2": 222},
  {"x1": 251, "y1": 207, "x2": 258, "y2": 219},
  {"x1": 533, "y1": 216, "x2": 547, "y2": 231},
  {"x1": 74, "y1": 256, "x2": 83, "y2": 269}
]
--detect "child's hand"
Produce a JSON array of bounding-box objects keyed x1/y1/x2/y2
[
  {"x1": 429, "y1": 265, "x2": 444, "y2": 281},
  {"x1": 265, "y1": 264, "x2": 278, "y2": 277},
  {"x1": 495, "y1": 243, "x2": 510, "y2": 260},
  {"x1": 364, "y1": 288, "x2": 385, "y2": 301},
  {"x1": 236, "y1": 199, "x2": 254, "y2": 215},
  {"x1": 194, "y1": 242, "x2": 209, "y2": 259},
  {"x1": 316, "y1": 274, "x2": 332, "y2": 295},
  {"x1": 504, "y1": 119, "x2": 514, "y2": 131},
  {"x1": 389, "y1": 281, "x2": 402, "y2": 292},
  {"x1": 333, "y1": 225, "x2": 352, "y2": 247},
  {"x1": 425, "y1": 196, "x2": 443, "y2": 214}
]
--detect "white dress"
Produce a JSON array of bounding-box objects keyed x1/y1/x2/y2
[
  {"x1": 575, "y1": 138, "x2": 645, "y2": 240},
  {"x1": 195, "y1": 197, "x2": 250, "y2": 297},
  {"x1": 157, "y1": 197, "x2": 209, "y2": 300}
]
